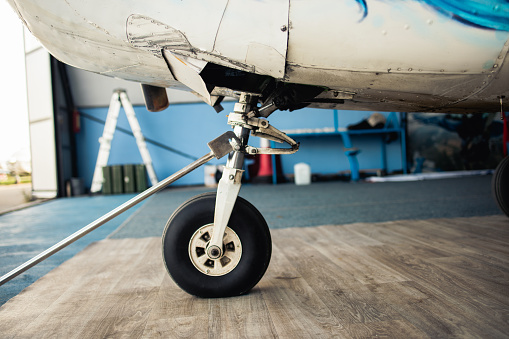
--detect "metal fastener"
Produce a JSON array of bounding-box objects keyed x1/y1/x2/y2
[{"x1": 280, "y1": 25, "x2": 288, "y2": 32}]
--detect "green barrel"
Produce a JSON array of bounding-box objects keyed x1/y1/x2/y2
[{"x1": 102, "y1": 166, "x2": 112, "y2": 194}]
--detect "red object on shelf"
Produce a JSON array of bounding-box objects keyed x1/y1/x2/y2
[
  {"x1": 256, "y1": 154, "x2": 273, "y2": 177},
  {"x1": 254, "y1": 139, "x2": 274, "y2": 183}
]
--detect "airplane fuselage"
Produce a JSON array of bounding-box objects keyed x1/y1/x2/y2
[{"x1": 7, "y1": 0, "x2": 509, "y2": 113}]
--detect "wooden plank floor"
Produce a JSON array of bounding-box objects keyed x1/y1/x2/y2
[{"x1": 1, "y1": 215, "x2": 508, "y2": 338}]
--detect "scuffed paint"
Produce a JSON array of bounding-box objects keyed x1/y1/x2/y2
[
  {"x1": 354, "y1": 0, "x2": 509, "y2": 31},
  {"x1": 483, "y1": 59, "x2": 496, "y2": 69}
]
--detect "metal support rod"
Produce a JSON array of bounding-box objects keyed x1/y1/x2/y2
[{"x1": 0, "y1": 152, "x2": 215, "y2": 286}]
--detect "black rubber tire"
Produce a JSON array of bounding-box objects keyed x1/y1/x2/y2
[
  {"x1": 492, "y1": 156, "x2": 509, "y2": 217},
  {"x1": 162, "y1": 192, "x2": 272, "y2": 298}
]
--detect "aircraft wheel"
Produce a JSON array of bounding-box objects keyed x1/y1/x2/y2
[
  {"x1": 492, "y1": 156, "x2": 509, "y2": 217},
  {"x1": 162, "y1": 192, "x2": 271, "y2": 298}
]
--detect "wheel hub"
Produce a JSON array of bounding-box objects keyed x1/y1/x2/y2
[
  {"x1": 188, "y1": 224, "x2": 242, "y2": 276},
  {"x1": 207, "y1": 245, "x2": 222, "y2": 259}
]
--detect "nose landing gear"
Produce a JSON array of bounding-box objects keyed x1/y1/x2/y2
[{"x1": 162, "y1": 93, "x2": 299, "y2": 297}]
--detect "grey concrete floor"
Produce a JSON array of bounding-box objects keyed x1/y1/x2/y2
[
  {"x1": 111, "y1": 174, "x2": 504, "y2": 238},
  {"x1": 0, "y1": 194, "x2": 144, "y2": 306},
  {"x1": 0, "y1": 174, "x2": 505, "y2": 306},
  {"x1": 0, "y1": 184, "x2": 34, "y2": 215}
]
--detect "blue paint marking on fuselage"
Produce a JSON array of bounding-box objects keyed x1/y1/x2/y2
[
  {"x1": 424, "y1": 0, "x2": 509, "y2": 31},
  {"x1": 354, "y1": 0, "x2": 509, "y2": 31},
  {"x1": 356, "y1": 0, "x2": 368, "y2": 20}
]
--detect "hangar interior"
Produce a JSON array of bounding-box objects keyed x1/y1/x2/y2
[
  {"x1": 35, "y1": 58, "x2": 506, "y2": 199},
  {"x1": 2, "y1": 16, "x2": 508, "y2": 338},
  {"x1": 21, "y1": 25, "x2": 507, "y2": 199},
  {"x1": 29, "y1": 51, "x2": 409, "y2": 198}
]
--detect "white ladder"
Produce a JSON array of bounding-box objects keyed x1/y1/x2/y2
[{"x1": 90, "y1": 89, "x2": 158, "y2": 193}]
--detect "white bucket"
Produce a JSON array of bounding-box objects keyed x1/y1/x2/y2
[
  {"x1": 204, "y1": 165, "x2": 217, "y2": 187},
  {"x1": 294, "y1": 163, "x2": 311, "y2": 185}
]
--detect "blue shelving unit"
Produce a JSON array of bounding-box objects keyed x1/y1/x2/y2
[{"x1": 271, "y1": 111, "x2": 407, "y2": 183}]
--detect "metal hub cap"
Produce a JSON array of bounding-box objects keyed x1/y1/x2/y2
[{"x1": 189, "y1": 224, "x2": 242, "y2": 276}]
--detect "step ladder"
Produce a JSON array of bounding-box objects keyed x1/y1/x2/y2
[{"x1": 90, "y1": 89, "x2": 158, "y2": 193}]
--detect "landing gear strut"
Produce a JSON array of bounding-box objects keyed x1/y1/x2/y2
[{"x1": 162, "y1": 93, "x2": 298, "y2": 297}]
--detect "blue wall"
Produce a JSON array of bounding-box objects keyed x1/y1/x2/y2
[
  {"x1": 75, "y1": 102, "x2": 404, "y2": 190},
  {"x1": 269, "y1": 109, "x2": 403, "y2": 176}
]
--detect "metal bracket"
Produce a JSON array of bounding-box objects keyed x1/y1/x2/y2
[
  {"x1": 227, "y1": 112, "x2": 300, "y2": 155},
  {"x1": 207, "y1": 131, "x2": 241, "y2": 158}
]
